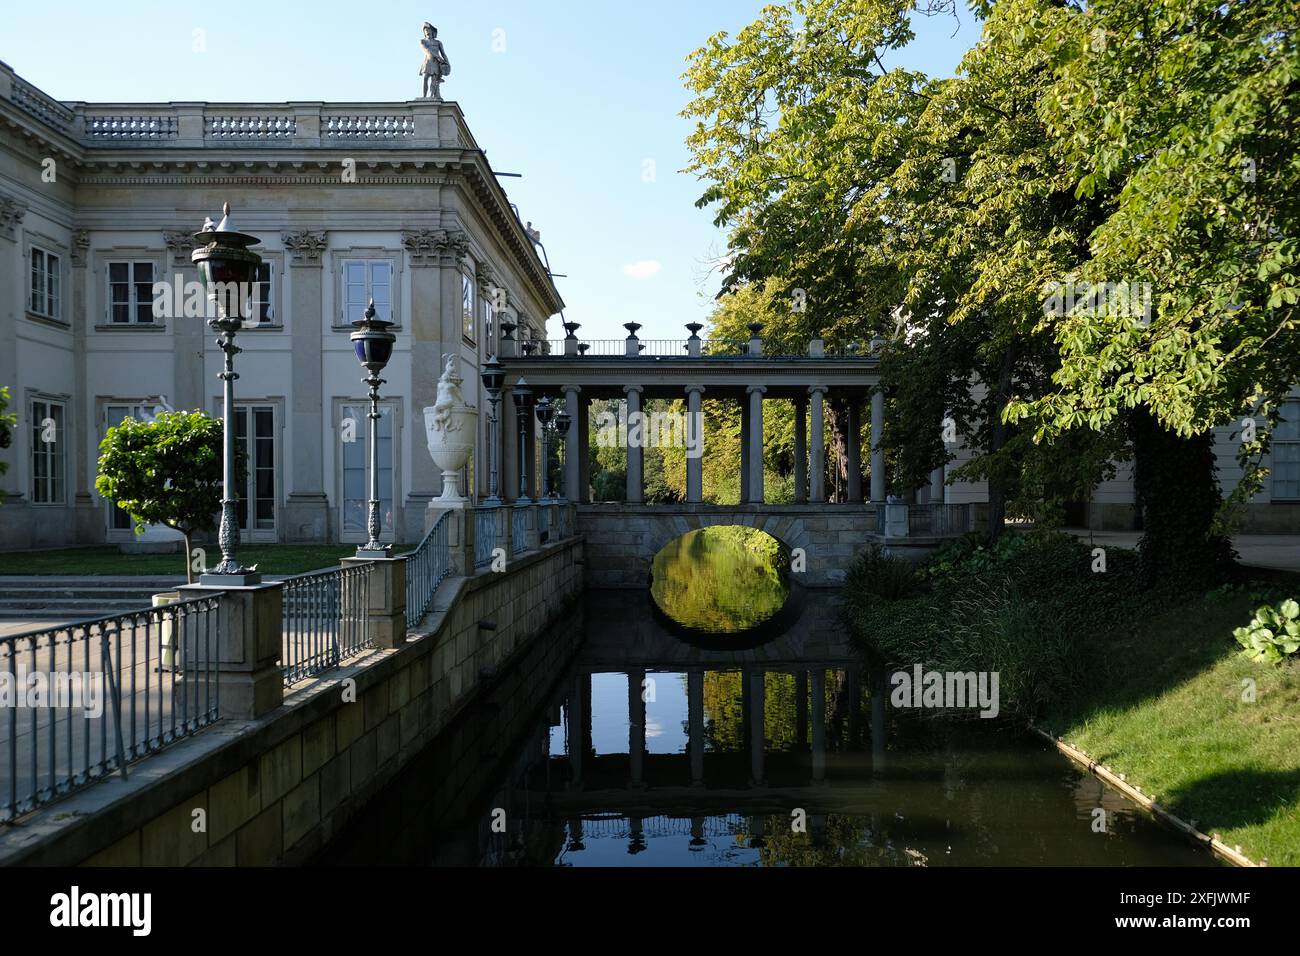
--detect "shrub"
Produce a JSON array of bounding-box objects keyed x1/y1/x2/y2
[
  {"x1": 1234, "y1": 600, "x2": 1300, "y2": 664},
  {"x1": 843, "y1": 544, "x2": 924, "y2": 603}
]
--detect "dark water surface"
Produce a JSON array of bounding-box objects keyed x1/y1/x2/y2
[{"x1": 317, "y1": 590, "x2": 1216, "y2": 867}]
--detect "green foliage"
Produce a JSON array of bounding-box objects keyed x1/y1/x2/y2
[
  {"x1": 94, "y1": 411, "x2": 241, "y2": 582},
  {"x1": 1234, "y1": 600, "x2": 1300, "y2": 665},
  {"x1": 0, "y1": 386, "x2": 14, "y2": 505},
  {"x1": 843, "y1": 532, "x2": 1172, "y2": 719},
  {"x1": 842, "y1": 544, "x2": 924, "y2": 605}
]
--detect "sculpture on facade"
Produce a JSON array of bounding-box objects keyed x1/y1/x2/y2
[
  {"x1": 419, "y1": 23, "x2": 451, "y2": 100},
  {"x1": 424, "y1": 353, "x2": 478, "y2": 505}
]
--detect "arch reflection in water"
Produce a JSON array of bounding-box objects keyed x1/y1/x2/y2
[
  {"x1": 316, "y1": 593, "x2": 1216, "y2": 868},
  {"x1": 649, "y1": 526, "x2": 790, "y2": 633}
]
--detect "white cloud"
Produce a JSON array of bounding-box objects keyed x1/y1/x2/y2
[{"x1": 622, "y1": 259, "x2": 662, "y2": 280}]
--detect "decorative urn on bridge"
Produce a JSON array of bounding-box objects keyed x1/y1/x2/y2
[{"x1": 423, "y1": 354, "x2": 479, "y2": 506}]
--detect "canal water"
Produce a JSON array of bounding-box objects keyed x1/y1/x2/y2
[{"x1": 318, "y1": 581, "x2": 1217, "y2": 867}]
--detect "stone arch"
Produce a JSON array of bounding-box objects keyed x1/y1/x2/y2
[{"x1": 641, "y1": 510, "x2": 810, "y2": 566}]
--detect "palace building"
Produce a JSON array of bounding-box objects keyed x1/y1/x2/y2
[{"x1": 0, "y1": 60, "x2": 562, "y2": 551}]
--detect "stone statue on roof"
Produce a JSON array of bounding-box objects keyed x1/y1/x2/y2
[{"x1": 419, "y1": 23, "x2": 451, "y2": 100}]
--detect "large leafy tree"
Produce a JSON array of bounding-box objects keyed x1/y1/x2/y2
[
  {"x1": 95, "y1": 411, "x2": 240, "y2": 583},
  {"x1": 1004, "y1": 0, "x2": 1300, "y2": 580},
  {"x1": 0, "y1": 386, "x2": 15, "y2": 505}
]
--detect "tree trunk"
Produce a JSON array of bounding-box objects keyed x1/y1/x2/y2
[
  {"x1": 985, "y1": 349, "x2": 1015, "y2": 540},
  {"x1": 1129, "y1": 407, "x2": 1233, "y2": 589},
  {"x1": 183, "y1": 530, "x2": 195, "y2": 585}
]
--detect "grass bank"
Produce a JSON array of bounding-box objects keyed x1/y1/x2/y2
[{"x1": 841, "y1": 533, "x2": 1300, "y2": 865}]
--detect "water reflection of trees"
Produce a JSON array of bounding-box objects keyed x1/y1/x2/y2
[{"x1": 650, "y1": 527, "x2": 789, "y2": 632}]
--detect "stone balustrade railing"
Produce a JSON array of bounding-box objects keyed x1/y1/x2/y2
[{"x1": 1, "y1": 64, "x2": 466, "y2": 150}]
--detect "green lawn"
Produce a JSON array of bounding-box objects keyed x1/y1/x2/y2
[
  {"x1": 1040, "y1": 589, "x2": 1300, "y2": 866},
  {"x1": 0, "y1": 544, "x2": 417, "y2": 577}
]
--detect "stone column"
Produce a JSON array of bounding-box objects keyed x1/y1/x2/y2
[
  {"x1": 70, "y1": 231, "x2": 96, "y2": 542},
  {"x1": 793, "y1": 395, "x2": 808, "y2": 504},
  {"x1": 748, "y1": 668, "x2": 766, "y2": 786},
  {"x1": 929, "y1": 462, "x2": 945, "y2": 504},
  {"x1": 340, "y1": 555, "x2": 407, "y2": 649},
  {"x1": 562, "y1": 385, "x2": 582, "y2": 501},
  {"x1": 685, "y1": 385, "x2": 705, "y2": 503},
  {"x1": 846, "y1": 400, "x2": 862, "y2": 503},
  {"x1": 688, "y1": 669, "x2": 704, "y2": 787},
  {"x1": 568, "y1": 672, "x2": 586, "y2": 788},
  {"x1": 811, "y1": 668, "x2": 826, "y2": 783},
  {"x1": 739, "y1": 396, "x2": 750, "y2": 503},
  {"x1": 870, "y1": 387, "x2": 886, "y2": 503},
  {"x1": 502, "y1": 385, "x2": 519, "y2": 501},
  {"x1": 283, "y1": 231, "x2": 330, "y2": 541},
  {"x1": 628, "y1": 668, "x2": 646, "y2": 789},
  {"x1": 0, "y1": 196, "x2": 26, "y2": 502},
  {"x1": 623, "y1": 385, "x2": 643, "y2": 504},
  {"x1": 746, "y1": 386, "x2": 766, "y2": 504},
  {"x1": 577, "y1": 395, "x2": 591, "y2": 503},
  {"x1": 809, "y1": 386, "x2": 828, "y2": 503},
  {"x1": 177, "y1": 581, "x2": 283, "y2": 720}
]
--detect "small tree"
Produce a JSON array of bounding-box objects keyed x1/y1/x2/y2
[
  {"x1": 95, "y1": 411, "x2": 243, "y2": 583},
  {"x1": 0, "y1": 386, "x2": 15, "y2": 505}
]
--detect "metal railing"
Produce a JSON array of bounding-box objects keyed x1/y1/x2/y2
[
  {"x1": 553, "y1": 503, "x2": 575, "y2": 540},
  {"x1": 2, "y1": 596, "x2": 221, "y2": 824},
  {"x1": 279, "y1": 564, "x2": 372, "y2": 686},
  {"x1": 475, "y1": 506, "x2": 506, "y2": 568},
  {"x1": 907, "y1": 503, "x2": 973, "y2": 537},
  {"x1": 404, "y1": 511, "x2": 451, "y2": 631},
  {"x1": 511, "y1": 506, "x2": 530, "y2": 554}
]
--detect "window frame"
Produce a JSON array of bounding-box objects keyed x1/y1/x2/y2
[
  {"x1": 28, "y1": 395, "x2": 67, "y2": 506},
  {"x1": 336, "y1": 255, "x2": 399, "y2": 330},
  {"x1": 1272, "y1": 398, "x2": 1300, "y2": 502},
  {"x1": 105, "y1": 259, "x2": 159, "y2": 325},
  {"x1": 28, "y1": 246, "x2": 62, "y2": 321}
]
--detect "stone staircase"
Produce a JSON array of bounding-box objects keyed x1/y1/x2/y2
[{"x1": 0, "y1": 576, "x2": 188, "y2": 620}]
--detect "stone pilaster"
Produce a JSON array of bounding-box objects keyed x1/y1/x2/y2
[
  {"x1": 283, "y1": 230, "x2": 330, "y2": 542},
  {"x1": 685, "y1": 385, "x2": 705, "y2": 504},
  {"x1": 623, "y1": 385, "x2": 643, "y2": 504},
  {"x1": 809, "y1": 386, "x2": 828, "y2": 503},
  {"x1": 562, "y1": 384, "x2": 582, "y2": 501},
  {"x1": 870, "y1": 387, "x2": 886, "y2": 503},
  {"x1": 746, "y1": 385, "x2": 766, "y2": 504}
]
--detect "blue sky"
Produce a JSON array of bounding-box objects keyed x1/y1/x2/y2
[{"x1": 4, "y1": 1, "x2": 982, "y2": 340}]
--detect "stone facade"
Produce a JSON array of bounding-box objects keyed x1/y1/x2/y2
[
  {"x1": 576, "y1": 502, "x2": 880, "y2": 588},
  {"x1": 0, "y1": 62, "x2": 562, "y2": 551}
]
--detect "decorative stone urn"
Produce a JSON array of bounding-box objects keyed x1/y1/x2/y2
[{"x1": 423, "y1": 354, "x2": 478, "y2": 506}]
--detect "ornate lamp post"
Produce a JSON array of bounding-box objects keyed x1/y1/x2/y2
[
  {"x1": 511, "y1": 377, "x2": 534, "y2": 502},
  {"x1": 350, "y1": 299, "x2": 397, "y2": 556},
  {"x1": 191, "y1": 203, "x2": 262, "y2": 585},
  {"x1": 553, "y1": 407, "x2": 571, "y2": 500},
  {"x1": 480, "y1": 355, "x2": 506, "y2": 504},
  {"x1": 535, "y1": 396, "x2": 555, "y2": 499}
]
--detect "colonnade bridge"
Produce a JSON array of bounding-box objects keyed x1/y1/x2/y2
[{"x1": 478, "y1": 327, "x2": 985, "y2": 586}]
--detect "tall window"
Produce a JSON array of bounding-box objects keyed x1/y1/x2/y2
[
  {"x1": 342, "y1": 260, "x2": 393, "y2": 325},
  {"x1": 1273, "y1": 400, "x2": 1300, "y2": 501},
  {"x1": 30, "y1": 399, "x2": 65, "y2": 504},
  {"x1": 340, "y1": 403, "x2": 394, "y2": 539},
  {"x1": 105, "y1": 403, "x2": 161, "y2": 528},
  {"x1": 108, "y1": 261, "x2": 156, "y2": 323},
  {"x1": 462, "y1": 273, "x2": 474, "y2": 341},
  {"x1": 255, "y1": 261, "x2": 274, "y2": 324},
  {"x1": 234, "y1": 406, "x2": 277, "y2": 533},
  {"x1": 30, "y1": 248, "x2": 61, "y2": 319},
  {"x1": 483, "y1": 297, "x2": 494, "y2": 353}
]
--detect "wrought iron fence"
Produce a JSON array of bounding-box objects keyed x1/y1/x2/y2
[
  {"x1": 2, "y1": 596, "x2": 221, "y2": 824},
  {"x1": 512, "y1": 506, "x2": 530, "y2": 554},
  {"x1": 475, "y1": 506, "x2": 506, "y2": 568},
  {"x1": 405, "y1": 511, "x2": 451, "y2": 631},
  {"x1": 280, "y1": 564, "x2": 372, "y2": 686},
  {"x1": 908, "y1": 503, "x2": 973, "y2": 537}
]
